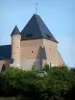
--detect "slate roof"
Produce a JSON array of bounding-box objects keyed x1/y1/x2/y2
[
  {"x1": 0, "y1": 45, "x2": 11, "y2": 60},
  {"x1": 11, "y1": 25, "x2": 20, "y2": 36},
  {"x1": 21, "y1": 14, "x2": 58, "y2": 43}
]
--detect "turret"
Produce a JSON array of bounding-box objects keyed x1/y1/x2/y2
[{"x1": 10, "y1": 25, "x2": 21, "y2": 68}]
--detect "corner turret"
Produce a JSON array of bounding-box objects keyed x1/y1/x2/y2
[{"x1": 10, "y1": 25, "x2": 21, "y2": 68}]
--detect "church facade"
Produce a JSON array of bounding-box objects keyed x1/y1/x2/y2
[{"x1": 0, "y1": 14, "x2": 65, "y2": 71}]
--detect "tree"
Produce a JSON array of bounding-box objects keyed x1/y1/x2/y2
[{"x1": 0, "y1": 66, "x2": 75, "y2": 100}]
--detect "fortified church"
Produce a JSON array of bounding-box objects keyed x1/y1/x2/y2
[{"x1": 0, "y1": 14, "x2": 65, "y2": 71}]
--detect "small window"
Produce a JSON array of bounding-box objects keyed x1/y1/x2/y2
[
  {"x1": 26, "y1": 34, "x2": 32, "y2": 37},
  {"x1": 32, "y1": 51, "x2": 33, "y2": 53}
]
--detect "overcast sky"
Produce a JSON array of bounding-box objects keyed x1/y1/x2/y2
[{"x1": 0, "y1": 0, "x2": 75, "y2": 67}]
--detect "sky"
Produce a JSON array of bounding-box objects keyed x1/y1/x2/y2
[{"x1": 0, "y1": 0, "x2": 75, "y2": 67}]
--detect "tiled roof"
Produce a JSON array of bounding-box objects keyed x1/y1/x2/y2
[
  {"x1": 21, "y1": 14, "x2": 58, "y2": 43},
  {"x1": 0, "y1": 45, "x2": 11, "y2": 60}
]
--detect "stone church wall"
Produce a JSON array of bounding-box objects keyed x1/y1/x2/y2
[
  {"x1": 43, "y1": 39, "x2": 57, "y2": 66},
  {"x1": 57, "y1": 51, "x2": 65, "y2": 66},
  {"x1": 42, "y1": 39, "x2": 64, "y2": 67},
  {"x1": 20, "y1": 39, "x2": 65, "y2": 70},
  {"x1": 20, "y1": 39, "x2": 43, "y2": 70}
]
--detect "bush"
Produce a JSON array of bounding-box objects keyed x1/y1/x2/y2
[
  {"x1": 43, "y1": 63, "x2": 50, "y2": 72},
  {"x1": 0, "y1": 67, "x2": 75, "y2": 100}
]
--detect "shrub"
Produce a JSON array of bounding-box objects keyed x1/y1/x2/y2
[
  {"x1": 0, "y1": 67, "x2": 75, "y2": 100},
  {"x1": 43, "y1": 63, "x2": 50, "y2": 72}
]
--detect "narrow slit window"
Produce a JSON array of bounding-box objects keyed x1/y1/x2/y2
[{"x1": 32, "y1": 51, "x2": 33, "y2": 53}]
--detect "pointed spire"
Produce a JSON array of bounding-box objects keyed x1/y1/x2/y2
[
  {"x1": 35, "y1": 2, "x2": 38, "y2": 14},
  {"x1": 11, "y1": 25, "x2": 20, "y2": 36}
]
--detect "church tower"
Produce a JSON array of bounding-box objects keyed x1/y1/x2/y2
[{"x1": 11, "y1": 25, "x2": 21, "y2": 68}]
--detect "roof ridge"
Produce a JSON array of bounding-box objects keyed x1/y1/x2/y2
[
  {"x1": 35, "y1": 15, "x2": 58, "y2": 42},
  {"x1": 34, "y1": 15, "x2": 43, "y2": 38}
]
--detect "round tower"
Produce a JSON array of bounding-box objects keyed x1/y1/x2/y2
[{"x1": 11, "y1": 25, "x2": 21, "y2": 68}]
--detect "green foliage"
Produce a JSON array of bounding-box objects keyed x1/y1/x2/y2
[
  {"x1": 32, "y1": 63, "x2": 36, "y2": 72},
  {"x1": 0, "y1": 97, "x2": 16, "y2": 100},
  {"x1": 43, "y1": 63, "x2": 50, "y2": 72},
  {"x1": 0, "y1": 66, "x2": 75, "y2": 100}
]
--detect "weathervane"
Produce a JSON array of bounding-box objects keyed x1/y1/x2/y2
[{"x1": 35, "y1": 2, "x2": 38, "y2": 14}]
